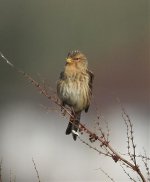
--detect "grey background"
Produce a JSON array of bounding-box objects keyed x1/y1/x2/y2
[{"x1": 0, "y1": 0, "x2": 149, "y2": 181}]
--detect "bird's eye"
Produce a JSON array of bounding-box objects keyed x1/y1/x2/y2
[{"x1": 74, "y1": 58, "x2": 80, "y2": 61}]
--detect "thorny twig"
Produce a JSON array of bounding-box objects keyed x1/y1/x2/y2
[
  {"x1": 95, "y1": 168, "x2": 116, "y2": 182},
  {"x1": 117, "y1": 97, "x2": 137, "y2": 166},
  {"x1": 32, "y1": 158, "x2": 41, "y2": 182},
  {"x1": 78, "y1": 136, "x2": 111, "y2": 157},
  {"x1": 0, "y1": 159, "x2": 2, "y2": 182},
  {"x1": 95, "y1": 106, "x2": 110, "y2": 142},
  {"x1": 0, "y1": 52, "x2": 147, "y2": 182},
  {"x1": 142, "y1": 149, "x2": 150, "y2": 181},
  {"x1": 120, "y1": 164, "x2": 137, "y2": 182}
]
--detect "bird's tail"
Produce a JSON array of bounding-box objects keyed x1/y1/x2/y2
[
  {"x1": 65, "y1": 112, "x2": 81, "y2": 141},
  {"x1": 72, "y1": 112, "x2": 81, "y2": 141}
]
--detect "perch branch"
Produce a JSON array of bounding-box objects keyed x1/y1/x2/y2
[{"x1": 0, "y1": 52, "x2": 147, "y2": 182}]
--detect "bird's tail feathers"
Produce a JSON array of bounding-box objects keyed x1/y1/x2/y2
[
  {"x1": 72, "y1": 112, "x2": 81, "y2": 141},
  {"x1": 65, "y1": 112, "x2": 81, "y2": 141},
  {"x1": 65, "y1": 122, "x2": 72, "y2": 135}
]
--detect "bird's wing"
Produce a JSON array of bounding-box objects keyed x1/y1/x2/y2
[
  {"x1": 85, "y1": 70, "x2": 94, "y2": 112},
  {"x1": 57, "y1": 71, "x2": 66, "y2": 106},
  {"x1": 59, "y1": 71, "x2": 65, "y2": 80},
  {"x1": 87, "y1": 70, "x2": 94, "y2": 93}
]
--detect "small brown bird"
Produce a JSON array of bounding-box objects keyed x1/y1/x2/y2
[{"x1": 57, "y1": 50, "x2": 94, "y2": 140}]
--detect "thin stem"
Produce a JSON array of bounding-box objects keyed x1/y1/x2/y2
[
  {"x1": 32, "y1": 158, "x2": 41, "y2": 182},
  {"x1": 0, "y1": 52, "x2": 147, "y2": 182},
  {"x1": 0, "y1": 159, "x2": 2, "y2": 182}
]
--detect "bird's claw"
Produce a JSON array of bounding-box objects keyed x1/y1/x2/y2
[{"x1": 72, "y1": 130, "x2": 79, "y2": 137}]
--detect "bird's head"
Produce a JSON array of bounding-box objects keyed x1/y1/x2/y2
[{"x1": 65, "y1": 50, "x2": 88, "y2": 70}]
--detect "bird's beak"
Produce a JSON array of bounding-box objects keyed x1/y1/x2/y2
[{"x1": 66, "y1": 58, "x2": 72, "y2": 64}]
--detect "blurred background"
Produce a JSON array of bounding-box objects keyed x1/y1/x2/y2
[{"x1": 0, "y1": 0, "x2": 149, "y2": 181}]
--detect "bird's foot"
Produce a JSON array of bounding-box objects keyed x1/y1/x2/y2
[
  {"x1": 72, "y1": 130, "x2": 79, "y2": 136},
  {"x1": 72, "y1": 130, "x2": 79, "y2": 141}
]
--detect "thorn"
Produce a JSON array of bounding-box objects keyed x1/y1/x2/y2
[{"x1": 0, "y1": 51, "x2": 14, "y2": 67}]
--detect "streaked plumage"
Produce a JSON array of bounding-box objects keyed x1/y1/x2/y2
[{"x1": 57, "y1": 50, "x2": 94, "y2": 140}]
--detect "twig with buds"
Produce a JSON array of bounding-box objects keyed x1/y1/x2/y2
[
  {"x1": 32, "y1": 158, "x2": 41, "y2": 182},
  {"x1": 0, "y1": 159, "x2": 2, "y2": 182},
  {"x1": 0, "y1": 52, "x2": 147, "y2": 182},
  {"x1": 95, "y1": 167, "x2": 116, "y2": 182}
]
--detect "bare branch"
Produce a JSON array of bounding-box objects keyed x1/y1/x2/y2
[
  {"x1": 0, "y1": 159, "x2": 2, "y2": 182},
  {"x1": 0, "y1": 52, "x2": 147, "y2": 182},
  {"x1": 78, "y1": 136, "x2": 111, "y2": 157},
  {"x1": 0, "y1": 52, "x2": 14, "y2": 67},
  {"x1": 120, "y1": 164, "x2": 137, "y2": 182},
  {"x1": 142, "y1": 149, "x2": 150, "y2": 181},
  {"x1": 118, "y1": 98, "x2": 137, "y2": 165},
  {"x1": 32, "y1": 158, "x2": 41, "y2": 182},
  {"x1": 95, "y1": 168, "x2": 116, "y2": 182}
]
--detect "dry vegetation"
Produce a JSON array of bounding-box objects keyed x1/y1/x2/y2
[{"x1": 0, "y1": 52, "x2": 149, "y2": 182}]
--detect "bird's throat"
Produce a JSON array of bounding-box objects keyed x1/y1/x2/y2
[{"x1": 65, "y1": 63, "x2": 78, "y2": 75}]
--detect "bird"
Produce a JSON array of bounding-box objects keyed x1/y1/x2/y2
[{"x1": 57, "y1": 50, "x2": 94, "y2": 140}]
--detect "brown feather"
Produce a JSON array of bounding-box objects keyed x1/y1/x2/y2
[{"x1": 57, "y1": 51, "x2": 94, "y2": 140}]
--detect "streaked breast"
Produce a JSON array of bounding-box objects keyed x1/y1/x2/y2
[{"x1": 57, "y1": 72, "x2": 90, "y2": 112}]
